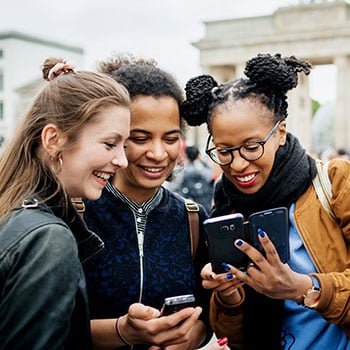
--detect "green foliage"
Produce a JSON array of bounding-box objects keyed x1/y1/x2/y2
[{"x1": 312, "y1": 99, "x2": 321, "y2": 118}]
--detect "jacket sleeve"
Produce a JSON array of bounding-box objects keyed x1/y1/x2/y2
[
  {"x1": 312, "y1": 159, "x2": 350, "y2": 336},
  {"x1": 209, "y1": 288, "x2": 246, "y2": 349},
  {"x1": 0, "y1": 223, "x2": 83, "y2": 349}
]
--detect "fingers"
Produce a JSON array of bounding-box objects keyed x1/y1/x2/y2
[
  {"x1": 150, "y1": 307, "x2": 202, "y2": 347},
  {"x1": 233, "y1": 229, "x2": 281, "y2": 269},
  {"x1": 128, "y1": 303, "x2": 160, "y2": 320}
]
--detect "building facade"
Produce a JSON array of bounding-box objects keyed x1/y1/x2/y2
[
  {"x1": 190, "y1": 0, "x2": 350, "y2": 153},
  {"x1": 0, "y1": 31, "x2": 84, "y2": 149}
]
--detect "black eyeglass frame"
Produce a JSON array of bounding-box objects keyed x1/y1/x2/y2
[{"x1": 205, "y1": 120, "x2": 282, "y2": 165}]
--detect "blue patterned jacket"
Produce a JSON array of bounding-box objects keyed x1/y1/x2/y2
[{"x1": 83, "y1": 185, "x2": 212, "y2": 349}]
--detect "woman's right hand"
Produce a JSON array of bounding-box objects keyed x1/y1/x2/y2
[
  {"x1": 119, "y1": 302, "x2": 203, "y2": 348},
  {"x1": 200, "y1": 263, "x2": 245, "y2": 304}
]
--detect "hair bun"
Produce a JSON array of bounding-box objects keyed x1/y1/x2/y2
[
  {"x1": 182, "y1": 75, "x2": 218, "y2": 126},
  {"x1": 244, "y1": 53, "x2": 312, "y2": 94}
]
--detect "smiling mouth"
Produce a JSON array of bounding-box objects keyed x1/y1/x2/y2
[
  {"x1": 236, "y1": 173, "x2": 256, "y2": 183},
  {"x1": 93, "y1": 171, "x2": 112, "y2": 181},
  {"x1": 142, "y1": 166, "x2": 165, "y2": 173}
]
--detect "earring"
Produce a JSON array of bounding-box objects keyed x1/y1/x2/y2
[
  {"x1": 51, "y1": 153, "x2": 63, "y2": 174},
  {"x1": 172, "y1": 154, "x2": 184, "y2": 175}
]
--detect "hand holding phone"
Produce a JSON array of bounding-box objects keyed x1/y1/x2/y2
[
  {"x1": 204, "y1": 213, "x2": 248, "y2": 273},
  {"x1": 160, "y1": 294, "x2": 196, "y2": 316},
  {"x1": 204, "y1": 208, "x2": 290, "y2": 273},
  {"x1": 248, "y1": 207, "x2": 289, "y2": 263}
]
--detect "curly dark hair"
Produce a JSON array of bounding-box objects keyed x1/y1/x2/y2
[
  {"x1": 97, "y1": 52, "x2": 184, "y2": 110},
  {"x1": 182, "y1": 53, "x2": 312, "y2": 130}
]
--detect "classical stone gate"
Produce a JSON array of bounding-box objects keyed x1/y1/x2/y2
[{"x1": 191, "y1": 0, "x2": 350, "y2": 153}]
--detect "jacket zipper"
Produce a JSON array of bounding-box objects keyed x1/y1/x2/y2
[{"x1": 137, "y1": 230, "x2": 144, "y2": 302}]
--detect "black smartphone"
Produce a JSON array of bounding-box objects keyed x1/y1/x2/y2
[
  {"x1": 160, "y1": 294, "x2": 196, "y2": 316},
  {"x1": 248, "y1": 207, "x2": 289, "y2": 263},
  {"x1": 203, "y1": 213, "x2": 248, "y2": 273}
]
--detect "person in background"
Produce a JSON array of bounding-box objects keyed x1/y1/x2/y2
[
  {"x1": 336, "y1": 148, "x2": 350, "y2": 160},
  {"x1": 171, "y1": 144, "x2": 215, "y2": 213},
  {"x1": 182, "y1": 53, "x2": 350, "y2": 349},
  {"x1": 82, "y1": 53, "x2": 212, "y2": 349},
  {"x1": 0, "y1": 58, "x2": 130, "y2": 349}
]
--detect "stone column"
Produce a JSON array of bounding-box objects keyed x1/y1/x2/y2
[
  {"x1": 286, "y1": 73, "x2": 313, "y2": 152},
  {"x1": 334, "y1": 55, "x2": 350, "y2": 149}
]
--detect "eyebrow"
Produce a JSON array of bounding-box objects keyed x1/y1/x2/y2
[{"x1": 130, "y1": 128, "x2": 182, "y2": 135}]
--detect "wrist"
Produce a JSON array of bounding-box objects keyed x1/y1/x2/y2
[
  {"x1": 218, "y1": 288, "x2": 241, "y2": 305},
  {"x1": 297, "y1": 275, "x2": 321, "y2": 308},
  {"x1": 115, "y1": 316, "x2": 131, "y2": 346}
]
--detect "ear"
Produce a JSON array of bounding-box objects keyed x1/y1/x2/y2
[
  {"x1": 41, "y1": 123, "x2": 64, "y2": 157},
  {"x1": 278, "y1": 120, "x2": 287, "y2": 146}
]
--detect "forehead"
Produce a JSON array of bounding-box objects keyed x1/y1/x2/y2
[
  {"x1": 86, "y1": 105, "x2": 130, "y2": 135},
  {"x1": 211, "y1": 100, "x2": 274, "y2": 144},
  {"x1": 130, "y1": 95, "x2": 180, "y2": 130}
]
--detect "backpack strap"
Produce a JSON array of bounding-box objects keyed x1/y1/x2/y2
[
  {"x1": 184, "y1": 199, "x2": 200, "y2": 259},
  {"x1": 312, "y1": 159, "x2": 336, "y2": 221}
]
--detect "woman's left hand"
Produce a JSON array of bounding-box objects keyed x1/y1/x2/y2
[{"x1": 229, "y1": 230, "x2": 311, "y2": 301}]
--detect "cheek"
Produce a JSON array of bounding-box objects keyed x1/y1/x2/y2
[
  {"x1": 167, "y1": 144, "x2": 181, "y2": 162},
  {"x1": 124, "y1": 145, "x2": 143, "y2": 162}
]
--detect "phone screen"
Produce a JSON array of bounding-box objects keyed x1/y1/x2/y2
[
  {"x1": 248, "y1": 207, "x2": 289, "y2": 263},
  {"x1": 204, "y1": 213, "x2": 248, "y2": 273}
]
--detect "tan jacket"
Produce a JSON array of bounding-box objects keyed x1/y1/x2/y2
[{"x1": 210, "y1": 158, "x2": 350, "y2": 347}]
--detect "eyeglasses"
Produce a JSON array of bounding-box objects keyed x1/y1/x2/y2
[{"x1": 205, "y1": 121, "x2": 281, "y2": 165}]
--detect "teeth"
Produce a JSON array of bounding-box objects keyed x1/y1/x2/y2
[
  {"x1": 236, "y1": 174, "x2": 255, "y2": 182},
  {"x1": 144, "y1": 167, "x2": 162, "y2": 173},
  {"x1": 93, "y1": 171, "x2": 111, "y2": 180}
]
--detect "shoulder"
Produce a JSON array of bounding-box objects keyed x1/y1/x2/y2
[
  {"x1": 0, "y1": 208, "x2": 76, "y2": 258},
  {"x1": 327, "y1": 158, "x2": 350, "y2": 212},
  {"x1": 326, "y1": 158, "x2": 350, "y2": 198},
  {"x1": 327, "y1": 158, "x2": 350, "y2": 182},
  {"x1": 162, "y1": 187, "x2": 207, "y2": 216}
]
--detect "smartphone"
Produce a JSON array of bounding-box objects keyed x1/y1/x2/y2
[
  {"x1": 203, "y1": 213, "x2": 248, "y2": 273},
  {"x1": 248, "y1": 207, "x2": 289, "y2": 263},
  {"x1": 160, "y1": 294, "x2": 196, "y2": 316}
]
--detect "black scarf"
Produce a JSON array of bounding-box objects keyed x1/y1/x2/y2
[{"x1": 212, "y1": 133, "x2": 317, "y2": 350}]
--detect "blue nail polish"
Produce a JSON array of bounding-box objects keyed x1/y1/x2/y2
[
  {"x1": 236, "y1": 239, "x2": 243, "y2": 247},
  {"x1": 258, "y1": 228, "x2": 265, "y2": 238},
  {"x1": 222, "y1": 262, "x2": 231, "y2": 271},
  {"x1": 226, "y1": 273, "x2": 233, "y2": 280}
]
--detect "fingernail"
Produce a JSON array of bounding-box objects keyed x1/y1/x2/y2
[
  {"x1": 226, "y1": 273, "x2": 233, "y2": 280},
  {"x1": 209, "y1": 273, "x2": 214, "y2": 279},
  {"x1": 258, "y1": 228, "x2": 265, "y2": 238},
  {"x1": 218, "y1": 337, "x2": 228, "y2": 346},
  {"x1": 235, "y1": 239, "x2": 243, "y2": 247},
  {"x1": 222, "y1": 262, "x2": 231, "y2": 271}
]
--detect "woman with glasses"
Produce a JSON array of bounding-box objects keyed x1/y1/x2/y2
[{"x1": 182, "y1": 53, "x2": 350, "y2": 349}]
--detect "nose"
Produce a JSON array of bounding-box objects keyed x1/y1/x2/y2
[
  {"x1": 111, "y1": 146, "x2": 128, "y2": 169},
  {"x1": 229, "y1": 150, "x2": 249, "y2": 172},
  {"x1": 145, "y1": 141, "x2": 167, "y2": 161}
]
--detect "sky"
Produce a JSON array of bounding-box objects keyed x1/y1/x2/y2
[{"x1": 0, "y1": 0, "x2": 337, "y2": 104}]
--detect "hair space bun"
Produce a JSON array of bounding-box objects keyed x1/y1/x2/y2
[
  {"x1": 244, "y1": 53, "x2": 312, "y2": 94},
  {"x1": 182, "y1": 75, "x2": 218, "y2": 127}
]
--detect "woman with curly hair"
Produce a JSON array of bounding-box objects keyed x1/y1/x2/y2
[
  {"x1": 82, "y1": 54, "x2": 212, "y2": 349},
  {"x1": 182, "y1": 53, "x2": 350, "y2": 349}
]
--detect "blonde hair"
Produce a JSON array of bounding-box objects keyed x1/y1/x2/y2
[{"x1": 0, "y1": 58, "x2": 130, "y2": 219}]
